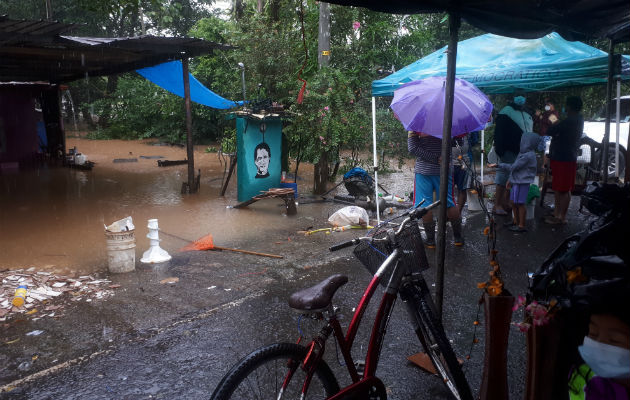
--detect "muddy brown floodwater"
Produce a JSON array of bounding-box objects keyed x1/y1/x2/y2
[{"x1": 0, "y1": 138, "x2": 330, "y2": 276}]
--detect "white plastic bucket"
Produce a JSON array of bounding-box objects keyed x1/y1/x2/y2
[
  {"x1": 467, "y1": 190, "x2": 486, "y2": 212},
  {"x1": 526, "y1": 202, "x2": 535, "y2": 220},
  {"x1": 105, "y1": 230, "x2": 136, "y2": 273}
]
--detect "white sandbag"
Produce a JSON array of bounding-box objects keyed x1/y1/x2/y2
[{"x1": 328, "y1": 206, "x2": 369, "y2": 227}]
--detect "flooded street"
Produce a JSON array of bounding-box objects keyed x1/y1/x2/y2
[{"x1": 0, "y1": 138, "x2": 332, "y2": 275}]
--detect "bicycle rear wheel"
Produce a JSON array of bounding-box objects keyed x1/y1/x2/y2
[
  {"x1": 210, "y1": 342, "x2": 340, "y2": 400},
  {"x1": 401, "y1": 282, "x2": 474, "y2": 400}
]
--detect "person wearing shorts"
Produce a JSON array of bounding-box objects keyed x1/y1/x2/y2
[
  {"x1": 452, "y1": 133, "x2": 477, "y2": 215},
  {"x1": 492, "y1": 96, "x2": 533, "y2": 215},
  {"x1": 408, "y1": 132, "x2": 463, "y2": 247},
  {"x1": 499, "y1": 132, "x2": 540, "y2": 232},
  {"x1": 545, "y1": 96, "x2": 583, "y2": 225}
]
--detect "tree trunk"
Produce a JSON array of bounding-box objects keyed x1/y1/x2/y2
[
  {"x1": 313, "y1": 2, "x2": 331, "y2": 194},
  {"x1": 99, "y1": 74, "x2": 119, "y2": 128},
  {"x1": 314, "y1": 151, "x2": 329, "y2": 194},
  {"x1": 233, "y1": 0, "x2": 244, "y2": 21}
]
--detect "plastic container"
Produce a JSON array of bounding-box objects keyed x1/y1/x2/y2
[
  {"x1": 12, "y1": 285, "x2": 27, "y2": 307},
  {"x1": 526, "y1": 201, "x2": 535, "y2": 220},
  {"x1": 105, "y1": 230, "x2": 136, "y2": 273},
  {"x1": 467, "y1": 190, "x2": 486, "y2": 212}
]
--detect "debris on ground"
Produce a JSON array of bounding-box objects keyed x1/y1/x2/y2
[{"x1": 0, "y1": 268, "x2": 117, "y2": 322}]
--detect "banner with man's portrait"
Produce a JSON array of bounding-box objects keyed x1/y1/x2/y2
[{"x1": 236, "y1": 117, "x2": 282, "y2": 202}]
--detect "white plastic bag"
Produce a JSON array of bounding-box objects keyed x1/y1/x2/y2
[
  {"x1": 105, "y1": 216, "x2": 135, "y2": 232},
  {"x1": 328, "y1": 206, "x2": 369, "y2": 227}
]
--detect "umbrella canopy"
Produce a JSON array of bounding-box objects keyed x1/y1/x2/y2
[{"x1": 390, "y1": 77, "x2": 492, "y2": 137}]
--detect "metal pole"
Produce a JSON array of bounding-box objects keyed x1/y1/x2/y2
[
  {"x1": 601, "y1": 39, "x2": 614, "y2": 182},
  {"x1": 45, "y1": 0, "x2": 53, "y2": 20},
  {"x1": 372, "y1": 97, "x2": 380, "y2": 224},
  {"x1": 182, "y1": 58, "x2": 195, "y2": 193},
  {"x1": 436, "y1": 13, "x2": 460, "y2": 320},
  {"x1": 481, "y1": 129, "x2": 485, "y2": 188},
  {"x1": 615, "y1": 79, "x2": 620, "y2": 178},
  {"x1": 238, "y1": 63, "x2": 246, "y2": 104}
]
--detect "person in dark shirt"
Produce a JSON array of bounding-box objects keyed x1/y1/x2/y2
[
  {"x1": 544, "y1": 96, "x2": 584, "y2": 225},
  {"x1": 408, "y1": 132, "x2": 463, "y2": 247},
  {"x1": 492, "y1": 95, "x2": 533, "y2": 215}
]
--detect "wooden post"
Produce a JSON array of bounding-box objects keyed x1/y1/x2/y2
[
  {"x1": 182, "y1": 57, "x2": 196, "y2": 193},
  {"x1": 435, "y1": 13, "x2": 460, "y2": 320},
  {"x1": 220, "y1": 154, "x2": 237, "y2": 196}
]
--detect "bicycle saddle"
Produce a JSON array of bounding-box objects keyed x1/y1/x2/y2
[{"x1": 288, "y1": 274, "x2": 348, "y2": 312}]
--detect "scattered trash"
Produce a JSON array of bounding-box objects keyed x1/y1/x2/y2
[
  {"x1": 0, "y1": 269, "x2": 115, "y2": 321},
  {"x1": 105, "y1": 216, "x2": 134, "y2": 233},
  {"x1": 5, "y1": 338, "x2": 20, "y2": 344},
  {"x1": 328, "y1": 206, "x2": 369, "y2": 227},
  {"x1": 207, "y1": 286, "x2": 216, "y2": 290},
  {"x1": 159, "y1": 277, "x2": 179, "y2": 285},
  {"x1": 17, "y1": 361, "x2": 32, "y2": 372},
  {"x1": 12, "y1": 285, "x2": 28, "y2": 307},
  {"x1": 26, "y1": 330, "x2": 44, "y2": 336}
]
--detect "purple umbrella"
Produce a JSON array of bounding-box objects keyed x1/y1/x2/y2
[{"x1": 390, "y1": 76, "x2": 493, "y2": 137}]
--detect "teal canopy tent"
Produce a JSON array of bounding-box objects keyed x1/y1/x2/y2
[
  {"x1": 137, "y1": 60, "x2": 238, "y2": 109},
  {"x1": 372, "y1": 33, "x2": 629, "y2": 96}
]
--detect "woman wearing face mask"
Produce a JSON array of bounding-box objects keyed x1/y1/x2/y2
[
  {"x1": 569, "y1": 310, "x2": 630, "y2": 399},
  {"x1": 535, "y1": 98, "x2": 559, "y2": 136}
]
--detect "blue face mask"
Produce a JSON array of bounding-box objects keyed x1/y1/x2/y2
[
  {"x1": 578, "y1": 336, "x2": 630, "y2": 378},
  {"x1": 513, "y1": 96, "x2": 526, "y2": 106}
]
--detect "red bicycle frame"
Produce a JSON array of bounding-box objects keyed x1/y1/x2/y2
[{"x1": 296, "y1": 248, "x2": 403, "y2": 399}]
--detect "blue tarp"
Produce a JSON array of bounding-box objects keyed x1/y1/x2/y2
[
  {"x1": 137, "y1": 60, "x2": 237, "y2": 109},
  {"x1": 372, "y1": 33, "x2": 630, "y2": 97}
]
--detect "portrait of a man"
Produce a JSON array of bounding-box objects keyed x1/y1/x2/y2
[{"x1": 254, "y1": 142, "x2": 271, "y2": 179}]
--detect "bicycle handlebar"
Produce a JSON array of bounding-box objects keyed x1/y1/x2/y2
[
  {"x1": 329, "y1": 200, "x2": 441, "y2": 252},
  {"x1": 329, "y1": 239, "x2": 360, "y2": 252}
]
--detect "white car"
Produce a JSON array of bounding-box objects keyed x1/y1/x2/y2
[{"x1": 582, "y1": 95, "x2": 629, "y2": 178}]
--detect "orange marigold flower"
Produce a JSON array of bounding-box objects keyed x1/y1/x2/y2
[{"x1": 567, "y1": 267, "x2": 588, "y2": 284}]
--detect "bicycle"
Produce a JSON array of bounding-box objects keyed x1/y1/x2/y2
[{"x1": 211, "y1": 200, "x2": 473, "y2": 400}]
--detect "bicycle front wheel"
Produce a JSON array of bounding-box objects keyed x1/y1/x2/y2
[
  {"x1": 401, "y1": 283, "x2": 474, "y2": 400},
  {"x1": 210, "y1": 342, "x2": 340, "y2": 400}
]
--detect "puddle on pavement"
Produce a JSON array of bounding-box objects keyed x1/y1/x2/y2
[{"x1": 0, "y1": 139, "x2": 340, "y2": 276}]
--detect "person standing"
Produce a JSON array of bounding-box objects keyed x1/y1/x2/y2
[
  {"x1": 408, "y1": 131, "x2": 463, "y2": 247},
  {"x1": 452, "y1": 132, "x2": 478, "y2": 215},
  {"x1": 544, "y1": 96, "x2": 584, "y2": 225},
  {"x1": 500, "y1": 132, "x2": 540, "y2": 232},
  {"x1": 534, "y1": 97, "x2": 559, "y2": 136},
  {"x1": 492, "y1": 95, "x2": 533, "y2": 215}
]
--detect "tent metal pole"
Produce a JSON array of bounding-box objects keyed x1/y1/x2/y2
[
  {"x1": 436, "y1": 13, "x2": 460, "y2": 320},
  {"x1": 182, "y1": 57, "x2": 196, "y2": 193},
  {"x1": 615, "y1": 79, "x2": 620, "y2": 178},
  {"x1": 372, "y1": 96, "x2": 380, "y2": 225},
  {"x1": 481, "y1": 129, "x2": 485, "y2": 189},
  {"x1": 601, "y1": 39, "x2": 614, "y2": 182}
]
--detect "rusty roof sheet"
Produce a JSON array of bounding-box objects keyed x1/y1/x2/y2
[{"x1": 0, "y1": 17, "x2": 232, "y2": 83}]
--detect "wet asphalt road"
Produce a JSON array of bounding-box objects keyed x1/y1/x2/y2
[{"x1": 0, "y1": 193, "x2": 590, "y2": 400}]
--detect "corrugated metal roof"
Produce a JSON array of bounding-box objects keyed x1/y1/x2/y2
[
  {"x1": 0, "y1": 17, "x2": 233, "y2": 83},
  {"x1": 0, "y1": 16, "x2": 75, "y2": 40}
]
